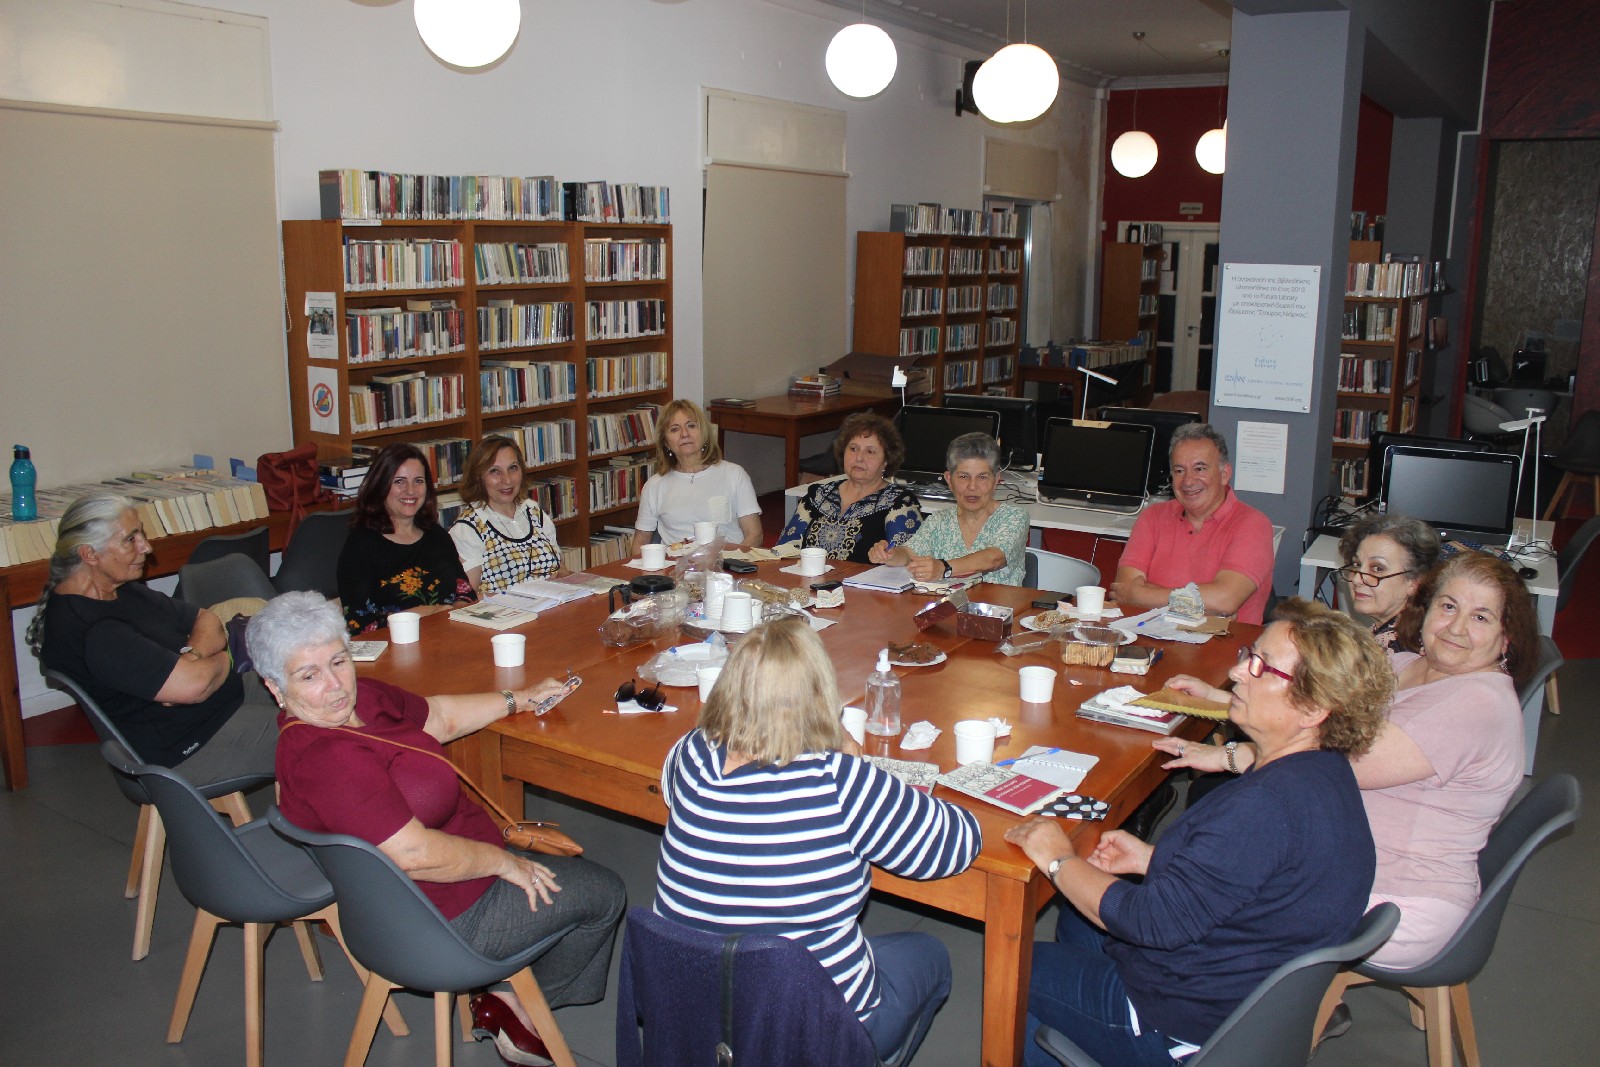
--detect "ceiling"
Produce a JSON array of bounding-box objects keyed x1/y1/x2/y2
[{"x1": 811, "y1": 0, "x2": 1236, "y2": 87}]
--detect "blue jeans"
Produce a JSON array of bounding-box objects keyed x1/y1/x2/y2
[
  {"x1": 1022, "y1": 910, "x2": 1178, "y2": 1067},
  {"x1": 861, "y1": 932, "x2": 951, "y2": 1065}
]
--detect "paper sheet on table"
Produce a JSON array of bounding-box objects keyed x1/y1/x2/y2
[{"x1": 1110, "y1": 608, "x2": 1214, "y2": 644}]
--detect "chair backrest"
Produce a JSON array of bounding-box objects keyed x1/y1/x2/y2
[
  {"x1": 267, "y1": 807, "x2": 571, "y2": 992},
  {"x1": 1555, "y1": 515, "x2": 1600, "y2": 613},
  {"x1": 272, "y1": 509, "x2": 354, "y2": 598},
  {"x1": 178, "y1": 553, "x2": 279, "y2": 609},
  {"x1": 43, "y1": 667, "x2": 152, "y2": 806},
  {"x1": 616, "y1": 907, "x2": 880, "y2": 1067},
  {"x1": 1024, "y1": 548, "x2": 1101, "y2": 593},
  {"x1": 1553, "y1": 409, "x2": 1600, "y2": 467},
  {"x1": 1368, "y1": 774, "x2": 1580, "y2": 989},
  {"x1": 102, "y1": 740, "x2": 331, "y2": 923},
  {"x1": 173, "y1": 525, "x2": 271, "y2": 602},
  {"x1": 1516, "y1": 636, "x2": 1564, "y2": 715}
]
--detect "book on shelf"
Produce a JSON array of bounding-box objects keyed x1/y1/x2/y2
[
  {"x1": 935, "y1": 761, "x2": 1063, "y2": 816},
  {"x1": 406, "y1": 298, "x2": 458, "y2": 312}
]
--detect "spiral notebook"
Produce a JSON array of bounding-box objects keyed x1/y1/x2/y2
[{"x1": 1002, "y1": 746, "x2": 1099, "y2": 792}]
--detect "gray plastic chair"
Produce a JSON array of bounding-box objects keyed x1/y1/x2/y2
[
  {"x1": 172, "y1": 525, "x2": 271, "y2": 601},
  {"x1": 178, "y1": 553, "x2": 279, "y2": 609},
  {"x1": 1544, "y1": 411, "x2": 1600, "y2": 519},
  {"x1": 272, "y1": 508, "x2": 354, "y2": 598},
  {"x1": 1315, "y1": 774, "x2": 1580, "y2": 1067},
  {"x1": 101, "y1": 740, "x2": 405, "y2": 1067},
  {"x1": 1518, "y1": 634, "x2": 1564, "y2": 717},
  {"x1": 1034, "y1": 904, "x2": 1400, "y2": 1067},
  {"x1": 1554, "y1": 514, "x2": 1600, "y2": 614},
  {"x1": 1024, "y1": 547, "x2": 1100, "y2": 593},
  {"x1": 42, "y1": 668, "x2": 271, "y2": 961},
  {"x1": 268, "y1": 807, "x2": 579, "y2": 1067}
]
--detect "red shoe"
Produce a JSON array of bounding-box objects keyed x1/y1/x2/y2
[{"x1": 468, "y1": 993, "x2": 553, "y2": 1067}]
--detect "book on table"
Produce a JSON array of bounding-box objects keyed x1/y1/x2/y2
[
  {"x1": 842, "y1": 565, "x2": 915, "y2": 593},
  {"x1": 1127, "y1": 687, "x2": 1231, "y2": 721},
  {"x1": 1075, "y1": 685, "x2": 1185, "y2": 735},
  {"x1": 935, "y1": 761, "x2": 1065, "y2": 816},
  {"x1": 448, "y1": 602, "x2": 539, "y2": 631},
  {"x1": 349, "y1": 640, "x2": 387, "y2": 662}
]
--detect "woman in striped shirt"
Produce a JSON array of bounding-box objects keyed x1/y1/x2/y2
[{"x1": 655, "y1": 617, "x2": 981, "y2": 1065}]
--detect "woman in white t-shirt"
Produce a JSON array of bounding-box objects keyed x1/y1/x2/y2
[
  {"x1": 633, "y1": 399, "x2": 763, "y2": 549},
  {"x1": 450, "y1": 435, "x2": 566, "y2": 597}
]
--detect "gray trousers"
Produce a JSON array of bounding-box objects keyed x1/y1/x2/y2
[{"x1": 171, "y1": 673, "x2": 279, "y2": 787}]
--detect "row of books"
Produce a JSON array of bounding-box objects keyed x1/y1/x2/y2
[
  {"x1": 1337, "y1": 353, "x2": 1396, "y2": 395},
  {"x1": 1020, "y1": 341, "x2": 1147, "y2": 370},
  {"x1": 346, "y1": 304, "x2": 466, "y2": 363},
  {"x1": 903, "y1": 245, "x2": 944, "y2": 276},
  {"x1": 986, "y1": 318, "x2": 1017, "y2": 347},
  {"x1": 474, "y1": 241, "x2": 570, "y2": 286},
  {"x1": 587, "y1": 299, "x2": 666, "y2": 341},
  {"x1": 949, "y1": 248, "x2": 984, "y2": 275},
  {"x1": 984, "y1": 354, "x2": 1017, "y2": 384},
  {"x1": 318, "y1": 170, "x2": 672, "y2": 224},
  {"x1": 587, "y1": 351, "x2": 668, "y2": 398},
  {"x1": 479, "y1": 301, "x2": 576, "y2": 350},
  {"x1": 1332, "y1": 407, "x2": 1389, "y2": 445},
  {"x1": 564, "y1": 181, "x2": 671, "y2": 225},
  {"x1": 480, "y1": 360, "x2": 579, "y2": 413},
  {"x1": 989, "y1": 247, "x2": 1021, "y2": 274},
  {"x1": 586, "y1": 526, "x2": 635, "y2": 567},
  {"x1": 890, "y1": 202, "x2": 1019, "y2": 238},
  {"x1": 901, "y1": 287, "x2": 942, "y2": 317},
  {"x1": 583, "y1": 237, "x2": 667, "y2": 282},
  {"x1": 947, "y1": 285, "x2": 983, "y2": 314},
  {"x1": 500, "y1": 419, "x2": 577, "y2": 469},
  {"x1": 787, "y1": 375, "x2": 840, "y2": 400},
  {"x1": 415, "y1": 437, "x2": 472, "y2": 486},
  {"x1": 588, "y1": 457, "x2": 652, "y2": 513},
  {"x1": 343, "y1": 237, "x2": 465, "y2": 291},
  {"x1": 587, "y1": 404, "x2": 660, "y2": 456},
  {"x1": 348, "y1": 372, "x2": 467, "y2": 433},
  {"x1": 946, "y1": 323, "x2": 979, "y2": 353},
  {"x1": 1136, "y1": 293, "x2": 1159, "y2": 317},
  {"x1": 899, "y1": 326, "x2": 940, "y2": 357},
  {"x1": 1333, "y1": 457, "x2": 1370, "y2": 499},
  {"x1": 528, "y1": 474, "x2": 579, "y2": 522},
  {"x1": 1342, "y1": 304, "x2": 1401, "y2": 343},
  {"x1": 989, "y1": 284, "x2": 1019, "y2": 311},
  {"x1": 944, "y1": 359, "x2": 980, "y2": 390},
  {"x1": 1345, "y1": 260, "x2": 1443, "y2": 298}
]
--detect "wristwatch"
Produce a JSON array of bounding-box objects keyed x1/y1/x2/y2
[
  {"x1": 1046, "y1": 856, "x2": 1069, "y2": 884},
  {"x1": 940, "y1": 559, "x2": 953, "y2": 579}
]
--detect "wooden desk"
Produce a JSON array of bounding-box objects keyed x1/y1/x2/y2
[
  {"x1": 710, "y1": 394, "x2": 899, "y2": 488},
  {"x1": 0, "y1": 511, "x2": 300, "y2": 791},
  {"x1": 359, "y1": 562, "x2": 1244, "y2": 1066}
]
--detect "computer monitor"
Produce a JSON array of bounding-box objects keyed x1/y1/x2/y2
[
  {"x1": 1038, "y1": 418, "x2": 1155, "y2": 512},
  {"x1": 1380, "y1": 446, "x2": 1520, "y2": 540},
  {"x1": 1097, "y1": 407, "x2": 1202, "y2": 495},
  {"x1": 895, "y1": 405, "x2": 1001, "y2": 483},
  {"x1": 943, "y1": 394, "x2": 1038, "y2": 469},
  {"x1": 1363, "y1": 431, "x2": 1508, "y2": 503}
]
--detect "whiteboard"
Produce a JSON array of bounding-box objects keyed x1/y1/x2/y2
[{"x1": 1213, "y1": 263, "x2": 1321, "y2": 413}]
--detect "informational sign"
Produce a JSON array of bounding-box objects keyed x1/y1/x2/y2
[
  {"x1": 307, "y1": 365, "x2": 339, "y2": 434},
  {"x1": 1233, "y1": 421, "x2": 1288, "y2": 495},
  {"x1": 305, "y1": 291, "x2": 337, "y2": 359},
  {"x1": 1214, "y1": 264, "x2": 1320, "y2": 413}
]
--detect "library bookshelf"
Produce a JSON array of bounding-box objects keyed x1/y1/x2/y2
[
  {"x1": 851, "y1": 229, "x2": 1025, "y2": 400},
  {"x1": 282, "y1": 218, "x2": 672, "y2": 559},
  {"x1": 1100, "y1": 241, "x2": 1161, "y2": 353}
]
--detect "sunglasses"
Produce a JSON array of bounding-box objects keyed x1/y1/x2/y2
[{"x1": 615, "y1": 678, "x2": 666, "y2": 711}]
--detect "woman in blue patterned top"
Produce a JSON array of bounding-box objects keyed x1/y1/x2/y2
[
  {"x1": 869, "y1": 432, "x2": 1029, "y2": 585},
  {"x1": 776, "y1": 412, "x2": 922, "y2": 563},
  {"x1": 655, "y1": 616, "x2": 981, "y2": 1065}
]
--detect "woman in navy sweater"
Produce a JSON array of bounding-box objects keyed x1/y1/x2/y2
[{"x1": 1006, "y1": 599, "x2": 1390, "y2": 1065}]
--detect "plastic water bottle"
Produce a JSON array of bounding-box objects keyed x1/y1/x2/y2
[
  {"x1": 10, "y1": 445, "x2": 37, "y2": 521},
  {"x1": 864, "y1": 648, "x2": 901, "y2": 736}
]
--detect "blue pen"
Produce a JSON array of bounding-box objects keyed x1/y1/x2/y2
[{"x1": 997, "y1": 746, "x2": 1060, "y2": 767}]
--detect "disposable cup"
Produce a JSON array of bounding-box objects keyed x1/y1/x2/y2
[
  {"x1": 840, "y1": 706, "x2": 867, "y2": 745},
  {"x1": 491, "y1": 633, "x2": 526, "y2": 667},
  {"x1": 703, "y1": 572, "x2": 733, "y2": 620},
  {"x1": 1075, "y1": 585, "x2": 1107, "y2": 616},
  {"x1": 953, "y1": 720, "x2": 997, "y2": 765},
  {"x1": 1019, "y1": 665, "x2": 1057, "y2": 703},
  {"x1": 721, "y1": 591, "x2": 755, "y2": 631},
  {"x1": 694, "y1": 521, "x2": 718, "y2": 545},
  {"x1": 387, "y1": 611, "x2": 421, "y2": 644},
  {"x1": 799, "y1": 546, "x2": 828, "y2": 576},
  {"x1": 639, "y1": 543, "x2": 667, "y2": 569},
  {"x1": 697, "y1": 666, "x2": 723, "y2": 701}
]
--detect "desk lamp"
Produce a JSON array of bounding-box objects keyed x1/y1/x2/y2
[
  {"x1": 1076, "y1": 365, "x2": 1117, "y2": 419},
  {"x1": 1499, "y1": 407, "x2": 1546, "y2": 552}
]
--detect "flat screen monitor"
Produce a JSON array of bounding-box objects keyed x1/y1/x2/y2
[
  {"x1": 1364, "y1": 431, "x2": 1508, "y2": 503},
  {"x1": 1038, "y1": 418, "x2": 1154, "y2": 512},
  {"x1": 944, "y1": 394, "x2": 1038, "y2": 469},
  {"x1": 1380, "y1": 446, "x2": 1520, "y2": 540},
  {"x1": 1097, "y1": 407, "x2": 1202, "y2": 495},
  {"x1": 895, "y1": 405, "x2": 1001, "y2": 483}
]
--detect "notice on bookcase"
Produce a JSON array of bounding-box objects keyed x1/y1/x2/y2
[
  {"x1": 305, "y1": 291, "x2": 337, "y2": 360},
  {"x1": 1233, "y1": 421, "x2": 1287, "y2": 495},
  {"x1": 307, "y1": 365, "x2": 340, "y2": 434},
  {"x1": 1214, "y1": 264, "x2": 1319, "y2": 413}
]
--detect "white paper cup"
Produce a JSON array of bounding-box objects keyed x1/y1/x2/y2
[
  {"x1": 1019, "y1": 665, "x2": 1057, "y2": 703},
  {"x1": 697, "y1": 666, "x2": 723, "y2": 701},
  {"x1": 639, "y1": 542, "x2": 667, "y2": 569},
  {"x1": 1075, "y1": 585, "x2": 1107, "y2": 616},
  {"x1": 387, "y1": 611, "x2": 421, "y2": 644},
  {"x1": 703, "y1": 572, "x2": 733, "y2": 620},
  {"x1": 840, "y1": 706, "x2": 867, "y2": 745},
  {"x1": 491, "y1": 633, "x2": 525, "y2": 667},
  {"x1": 799, "y1": 546, "x2": 827, "y2": 576},
  {"x1": 721, "y1": 591, "x2": 755, "y2": 631},
  {"x1": 694, "y1": 520, "x2": 718, "y2": 545},
  {"x1": 953, "y1": 719, "x2": 998, "y2": 765}
]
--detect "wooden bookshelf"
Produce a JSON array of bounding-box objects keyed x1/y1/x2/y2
[
  {"x1": 1098, "y1": 241, "x2": 1160, "y2": 405},
  {"x1": 282, "y1": 218, "x2": 673, "y2": 557},
  {"x1": 851, "y1": 229, "x2": 1025, "y2": 401}
]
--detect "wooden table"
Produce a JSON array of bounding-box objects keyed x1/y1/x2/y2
[
  {"x1": 359, "y1": 562, "x2": 1246, "y2": 1066},
  {"x1": 0, "y1": 511, "x2": 299, "y2": 791},
  {"x1": 710, "y1": 394, "x2": 899, "y2": 488}
]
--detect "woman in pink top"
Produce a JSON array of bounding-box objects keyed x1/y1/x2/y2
[{"x1": 1156, "y1": 551, "x2": 1537, "y2": 971}]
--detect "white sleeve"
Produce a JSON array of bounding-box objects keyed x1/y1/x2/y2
[
  {"x1": 725, "y1": 463, "x2": 761, "y2": 517},
  {"x1": 448, "y1": 514, "x2": 486, "y2": 572},
  {"x1": 635, "y1": 474, "x2": 663, "y2": 534}
]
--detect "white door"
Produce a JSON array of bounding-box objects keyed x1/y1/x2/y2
[{"x1": 1158, "y1": 224, "x2": 1220, "y2": 392}]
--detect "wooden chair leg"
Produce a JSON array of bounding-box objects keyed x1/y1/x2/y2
[
  {"x1": 507, "y1": 969, "x2": 577, "y2": 1067},
  {"x1": 292, "y1": 919, "x2": 326, "y2": 981},
  {"x1": 132, "y1": 806, "x2": 166, "y2": 961},
  {"x1": 1543, "y1": 472, "x2": 1576, "y2": 521},
  {"x1": 1548, "y1": 672, "x2": 1562, "y2": 715},
  {"x1": 457, "y1": 993, "x2": 473, "y2": 1043},
  {"x1": 1450, "y1": 983, "x2": 1480, "y2": 1067},
  {"x1": 212, "y1": 790, "x2": 253, "y2": 826},
  {"x1": 315, "y1": 906, "x2": 408, "y2": 1038},
  {"x1": 1312, "y1": 971, "x2": 1364, "y2": 1041},
  {"x1": 127, "y1": 803, "x2": 153, "y2": 898},
  {"x1": 245, "y1": 922, "x2": 268, "y2": 1067},
  {"x1": 342, "y1": 975, "x2": 397, "y2": 1067},
  {"x1": 168, "y1": 908, "x2": 223, "y2": 1042},
  {"x1": 1408, "y1": 985, "x2": 1454, "y2": 1067},
  {"x1": 434, "y1": 992, "x2": 453, "y2": 1067}
]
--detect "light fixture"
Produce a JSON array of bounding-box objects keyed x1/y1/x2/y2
[
  {"x1": 826, "y1": 21, "x2": 898, "y2": 98},
  {"x1": 1194, "y1": 49, "x2": 1229, "y2": 174},
  {"x1": 1110, "y1": 33, "x2": 1158, "y2": 178},
  {"x1": 414, "y1": 0, "x2": 521, "y2": 68},
  {"x1": 1500, "y1": 407, "x2": 1546, "y2": 552},
  {"x1": 1076, "y1": 365, "x2": 1117, "y2": 419},
  {"x1": 972, "y1": 1, "x2": 1060, "y2": 123}
]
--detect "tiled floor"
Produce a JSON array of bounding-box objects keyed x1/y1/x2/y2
[{"x1": 2, "y1": 664, "x2": 1594, "y2": 1066}]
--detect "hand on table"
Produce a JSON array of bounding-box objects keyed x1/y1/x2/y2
[
  {"x1": 1150, "y1": 735, "x2": 1231, "y2": 773},
  {"x1": 905, "y1": 556, "x2": 941, "y2": 583},
  {"x1": 1085, "y1": 830, "x2": 1154, "y2": 876},
  {"x1": 1004, "y1": 818, "x2": 1076, "y2": 873}
]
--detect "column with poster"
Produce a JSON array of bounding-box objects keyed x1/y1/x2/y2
[{"x1": 1213, "y1": 264, "x2": 1320, "y2": 413}]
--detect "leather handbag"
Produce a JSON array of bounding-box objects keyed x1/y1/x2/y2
[{"x1": 256, "y1": 443, "x2": 332, "y2": 519}]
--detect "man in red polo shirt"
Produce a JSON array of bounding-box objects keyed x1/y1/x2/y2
[{"x1": 1111, "y1": 423, "x2": 1274, "y2": 625}]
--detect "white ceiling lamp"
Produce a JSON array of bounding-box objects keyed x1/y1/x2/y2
[
  {"x1": 1194, "y1": 49, "x2": 1229, "y2": 174},
  {"x1": 1110, "y1": 32, "x2": 1158, "y2": 178},
  {"x1": 826, "y1": 14, "x2": 898, "y2": 99},
  {"x1": 972, "y1": 1, "x2": 1060, "y2": 124},
  {"x1": 415, "y1": 0, "x2": 522, "y2": 68}
]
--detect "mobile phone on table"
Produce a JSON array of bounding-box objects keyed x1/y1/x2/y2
[
  {"x1": 531, "y1": 673, "x2": 582, "y2": 717},
  {"x1": 722, "y1": 558, "x2": 758, "y2": 574}
]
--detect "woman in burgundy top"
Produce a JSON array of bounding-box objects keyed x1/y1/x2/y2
[{"x1": 250, "y1": 591, "x2": 624, "y2": 1067}]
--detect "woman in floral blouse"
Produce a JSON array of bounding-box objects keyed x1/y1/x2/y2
[{"x1": 777, "y1": 413, "x2": 922, "y2": 564}]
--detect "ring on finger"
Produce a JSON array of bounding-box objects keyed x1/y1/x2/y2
[{"x1": 1179, "y1": 742, "x2": 1187, "y2": 755}]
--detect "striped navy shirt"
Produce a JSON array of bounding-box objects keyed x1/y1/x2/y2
[{"x1": 655, "y1": 729, "x2": 982, "y2": 1020}]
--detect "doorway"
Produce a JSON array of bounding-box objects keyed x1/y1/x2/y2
[{"x1": 1154, "y1": 223, "x2": 1220, "y2": 393}]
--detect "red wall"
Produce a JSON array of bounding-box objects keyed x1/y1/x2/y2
[{"x1": 1352, "y1": 96, "x2": 1392, "y2": 221}]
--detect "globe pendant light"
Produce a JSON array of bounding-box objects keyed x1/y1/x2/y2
[
  {"x1": 826, "y1": 22, "x2": 898, "y2": 98},
  {"x1": 1195, "y1": 120, "x2": 1227, "y2": 175},
  {"x1": 415, "y1": 0, "x2": 521, "y2": 68},
  {"x1": 972, "y1": 1, "x2": 1060, "y2": 124},
  {"x1": 1109, "y1": 33, "x2": 1157, "y2": 178}
]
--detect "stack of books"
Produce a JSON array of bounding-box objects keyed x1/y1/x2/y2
[{"x1": 787, "y1": 374, "x2": 840, "y2": 400}]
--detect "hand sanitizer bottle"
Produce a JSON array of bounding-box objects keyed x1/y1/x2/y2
[{"x1": 864, "y1": 649, "x2": 901, "y2": 736}]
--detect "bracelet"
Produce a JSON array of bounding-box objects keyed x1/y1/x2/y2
[
  {"x1": 501, "y1": 690, "x2": 518, "y2": 717},
  {"x1": 1225, "y1": 741, "x2": 1240, "y2": 774}
]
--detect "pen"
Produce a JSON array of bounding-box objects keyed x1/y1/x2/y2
[{"x1": 997, "y1": 746, "x2": 1060, "y2": 767}]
